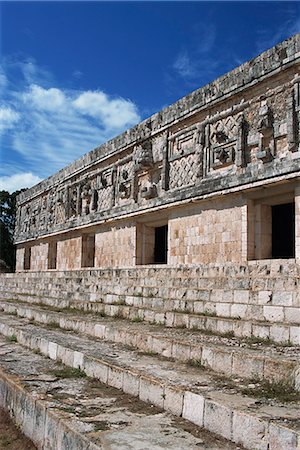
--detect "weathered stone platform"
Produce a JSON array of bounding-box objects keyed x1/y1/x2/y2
[{"x1": 0, "y1": 262, "x2": 299, "y2": 449}]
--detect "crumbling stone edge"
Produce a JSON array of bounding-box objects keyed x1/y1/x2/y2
[{"x1": 0, "y1": 322, "x2": 298, "y2": 449}]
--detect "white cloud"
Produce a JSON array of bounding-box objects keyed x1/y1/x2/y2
[
  {"x1": 171, "y1": 23, "x2": 218, "y2": 84},
  {"x1": 73, "y1": 91, "x2": 140, "y2": 129},
  {"x1": 173, "y1": 52, "x2": 197, "y2": 79},
  {"x1": 0, "y1": 107, "x2": 20, "y2": 132},
  {"x1": 23, "y1": 84, "x2": 66, "y2": 111},
  {"x1": 0, "y1": 173, "x2": 43, "y2": 193},
  {"x1": 1, "y1": 60, "x2": 141, "y2": 180}
]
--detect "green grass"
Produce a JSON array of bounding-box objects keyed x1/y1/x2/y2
[
  {"x1": 46, "y1": 321, "x2": 61, "y2": 329},
  {"x1": 7, "y1": 334, "x2": 17, "y2": 343},
  {"x1": 187, "y1": 359, "x2": 205, "y2": 369},
  {"x1": 50, "y1": 367, "x2": 87, "y2": 379},
  {"x1": 241, "y1": 378, "x2": 300, "y2": 403},
  {"x1": 201, "y1": 310, "x2": 217, "y2": 317},
  {"x1": 131, "y1": 316, "x2": 143, "y2": 323}
]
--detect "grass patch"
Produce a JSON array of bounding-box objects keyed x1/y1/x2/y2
[
  {"x1": 241, "y1": 378, "x2": 300, "y2": 403},
  {"x1": 7, "y1": 334, "x2": 17, "y2": 343},
  {"x1": 131, "y1": 317, "x2": 143, "y2": 323},
  {"x1": 201, "y1": 310, "x2": 217, "y2": 317},
  {"x1": 222, "y1": 331, "x2": 235, "y2": 339},
  {"x1": 244, "y1": 336, "x2": 276, "y2": 346},
  {"x1": 46, "y1": 321, "x2": 60, "y2": 329},
  {"x1": 50, "y1": 367, "x2": 87, "y2": 379},
  {"x1": 139, "y1": 350, "x2": 159, "y2": 357},
  {"x1": 187, "y1": 359, "x2": 205, "y2": 369},
  {"x1": 33, "y1": 348, "x2": 42, "y2": 355}
]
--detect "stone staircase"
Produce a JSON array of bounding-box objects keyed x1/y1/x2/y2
[{"x1": 0, "y1": 261, "x2": 299, "y2": 449}]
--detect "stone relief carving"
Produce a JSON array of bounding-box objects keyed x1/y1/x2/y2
[
  {"x1": 168, "y1": 125, "x2": 201, "y2": 190},
  {"x1": 257, "y1": 105, "x2": 275, "y2": 161},
  {"x1": 134, "y1": 141, "x2": 153, "y2": 171},
  {"x1": 117, "y1": 161, "x2": 134, "y2": 202},
  {"x1": 81, "y1": 182, "x2": 92, "y2": 215},
  {"x1": 14, "y1": 78, "x2": 296, "y2": 242},
  {"x1": 96, "y1": 168, "x2": 115, "y2": 211},
  {"x1": 287, "y1": 79, "x2": 300, "y2": 152},
  {"x1": 209, "y1": 115, "x2": 239, "y2": 169}
]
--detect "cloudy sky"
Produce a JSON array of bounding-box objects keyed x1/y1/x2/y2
[{"x1": 1, "y1": 1, "x2": 300, "y2": 192}]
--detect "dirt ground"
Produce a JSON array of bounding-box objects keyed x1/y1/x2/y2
[{"x1": 0, "y1": 408, "x2": 36, "y2": 450}]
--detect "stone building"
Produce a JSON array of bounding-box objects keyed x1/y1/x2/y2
[{"x1": 14, "y1": 33, "x2": 300, "y2": 272}]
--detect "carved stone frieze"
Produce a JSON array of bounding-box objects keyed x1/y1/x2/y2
[
  {"x1": 209, "y1": 115, "x2": 239, "y2": 169},
  {"x1": 117, "y1": 161, "x2": 134, "y2": 203},
  {"x1": 256, "y1": 104, "x2": 275, "y2": 161},
  {"x1": 168, "y1": 125, "x2": 202, "y2": 190},
  {"x1": 134, "y1": 141, "x2": 153, "y2": 171}
]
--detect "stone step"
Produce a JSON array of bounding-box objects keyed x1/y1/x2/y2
[
  {"x1": 1, "y1": 272, "x2": 299, "y2": 324},
  {"x1": 0, "y1": 337, "x2": 240, "y2": 450},
  {"x1": 1, "y1": 275, "x2": 298, "y2": 302},
  {"x1": 1, "y1": 299, "x2": 299, "y2": 389},
  {"x1": 0, "y1": 314, "x2": 299, "y2": 450},
  {"x1": 1, "y1": 291, "x2": 299, "y2": 345}
]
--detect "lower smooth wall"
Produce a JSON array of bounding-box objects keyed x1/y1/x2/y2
[
  {"x1": 56, "y1": 237, "x2": 82, "y2": 270},
  {"x1": 94, "y1": 222, "x2": 136, "y2": 268},
  {"x1": 168, "y1": 195, "x2": 246, "y2": 265}
]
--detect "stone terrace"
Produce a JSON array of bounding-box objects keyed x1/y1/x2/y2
[{"x1": 0, "y1": 261, "x2": 300, "y2": 449}]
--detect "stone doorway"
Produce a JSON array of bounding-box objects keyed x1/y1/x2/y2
[
  {"x1": 272, "y1": 203, "x2": 295, "y2": 258},
  {"x1": 154, "y1": 225, "x2": 168, "y2": 264}
]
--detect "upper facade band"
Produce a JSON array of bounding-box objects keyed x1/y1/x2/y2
[{"x1": 15, "y1": 33, "x2": 300, "y2": 244}]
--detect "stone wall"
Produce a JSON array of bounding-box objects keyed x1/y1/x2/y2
[
  {"x1": 168, "y1": 195, "x2": 245, "y2": 265},
  {"x1": 56, "y1": 237, "x2": 82, "y2": 270},
  {"x1": 14, "y1": 33, "x2": 300, "y2": 271},
  {"x1": 94, "y1": 222, "x2": 136, "y2": 268}
]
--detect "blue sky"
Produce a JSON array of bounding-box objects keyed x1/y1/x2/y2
[{"x1": 1, "y1": 1, "x2": 300, "y2": 192}]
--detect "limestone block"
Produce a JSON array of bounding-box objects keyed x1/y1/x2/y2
[
  {"x1": 232, "y1": 411, "x2": 269, "y2": 450},
  {"x1": 123, "y1": 370, "x2": 140, "y2": 397},
  {"x1": 165, "y1": 311, "x2": 175, "y2": 327},
  {"x1": 233, "y1": 290, "x2": 250, "y2": 304},
  {"x1": 73, "y1": 351, "x2": 84, "y2": 369},
  {"x1": 40, "y1": 337, "x2": 50, "y2": 357},
  {"x1": 108, "y1": 365, "x2": 124, "y2": 390},
  {"x1": 285, "y1": 307, "x2": 300, "y2": 324},
  {"x1": 48, "y1": 342, "x2": 58, "y2": 360},
  {"x1": 290, "y1": 326, "x2": 300, "y2": 345},
  {"x1": 272, "y1": 291, "x2": 294, "y2": 306},
  {"x1": 32, "y1": 400, "x2": 47, "y2": 448},
  {"x1": 216, "y1": 303, "x2": 231, "y2": 317},
  {"x1": 231, "y1": 303, "x2": 248, "y2": 319},
  {"x1": 263, "y1": 305, "x2": 285, "y2": 322},
  {"x1": 252, "y1": 324, "x2": 270, "y2": 340},
  {"x1": 173, "y1": 313, "x2": 189, "y2": 329},
  {"x1": 269, "y1": 423, "x2": 298, "y2": 450},
  {"x1": 94, "y1": 324, "x2": 106, "y2": 339},
  {"x1": 269, "y1": 325, "x2": 290, "y2": 343},
  {"x1": 258, "y1": 291, "x2": 272, "y2": 305},
  {"x1": 164, "y1": 385, "x2": 184, "y2": 416},
  {"x1": 232, "y1": 353, "x2": 264, "y2": 379},
  {"x1": 44, "y1": 409, "x2": 61, "y2": 450},
  {"x1": 203, "y1": 399, "x2": 232, "y2": 441},
  {"x1": 139, "y1": 376, "x2": 165, "y2": 409},
  {"x1": 171, "y1": 341, "x2": 190, "y2": 361},
  {"x1": 182, "y1": 391, "x2": 205, "y2": 426},
  {"x1": 83, "y1": 357, "x2": 108, "y2": 383}
]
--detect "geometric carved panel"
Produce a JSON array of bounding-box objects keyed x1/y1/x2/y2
[{"x1": 169, "y1": 153, "x2": 198, "y2": 190}]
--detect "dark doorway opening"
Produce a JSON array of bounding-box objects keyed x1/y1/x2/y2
[
  {"x1": 24, "y1": 247, "x2": 31, "y2": 270},
  {"x1": 272, "y1": 203, "x2": 295, "y2": 258},
  {"x1": 154, "y1": 225, "x2": 168, "y2": 264},
  {"x1": 81, "y1": 234, "x2": 95, "y2": 268},
  {"x1": 48, "y1": 242, "x2": 57, "y2": 269}
]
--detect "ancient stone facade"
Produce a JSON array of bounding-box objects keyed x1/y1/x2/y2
[{"x1": 15, "y1": 33, "x2": 300, "y2": 271}]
